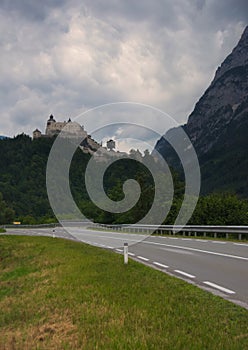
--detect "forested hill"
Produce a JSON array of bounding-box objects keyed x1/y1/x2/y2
[
  {"x1": 0, "y1": 134, "x2": 167, "y2": 224},
  {"x1": 0, "y1": 134, "x2": 56, "y2": 222},
  {"x1": 0, "y1": 134, "x2": 248, "y2": 226}
]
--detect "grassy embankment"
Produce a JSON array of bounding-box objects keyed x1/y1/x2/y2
[{"x1": 0, "y1": 235, "x2": 248, "y2": 349}]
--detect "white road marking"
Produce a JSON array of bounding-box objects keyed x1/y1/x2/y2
[
  {"x1": 77, "y1": 233, "x2": 138, "y2": 244},
  {"x1": 174, "y1": 270, "x2": 195, "y2": 278},
  {"x1": 128, "y1": 252, "x2": 135, "y2": 256},
  {"x1": 182, "y1": 238, "x2": 192, "y2": 241},
  {"x1": 143, "y1": 241, "x2": 248, "y2": 261},
  {"x1": 88, "y1": 229, "x2": 148, "y2": 239},
  {"x1": 137, "y1": 256, "x2": 149, "y2": 261},
  {"x1": 196, "y1": 239, "x2": 208, "y2": 242},
  {"x1": 212, "y1": 241, "x2": 226, "y2": 244},
  {"x1": 234, "y1": 243, "x2": 248, "y2": 247},
  {"x1": 203, "y1": 281, "x2": 235, "y2": 294},
  {"x1": 116, "y1": 249, "x2": 123, "y2": 252},
  {"x1": 153, "y1": 262, "x2": 169, "y2": 269},
  {"x1": 168, "y1": 237, "x2": 178, "y2": 239},
  {"x1": 107, "y1": 246, "x2": 114, "y2": 249}
]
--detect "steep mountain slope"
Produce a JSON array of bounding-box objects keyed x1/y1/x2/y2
[{"x1": 155, "y1": 25, "x2": 248, "y2": 197}]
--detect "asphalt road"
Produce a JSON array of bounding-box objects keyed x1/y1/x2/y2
[{"x1": 3, "y1": 226, "x2": 248, "y2": 309}]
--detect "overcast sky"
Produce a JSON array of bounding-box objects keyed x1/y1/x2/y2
[{"x1": 0, "y1": 0, "x2": 247, "y2": 147}]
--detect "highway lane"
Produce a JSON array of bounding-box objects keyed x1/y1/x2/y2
[{"x1": 2, "y1": 227, "x2": 248, "y2": 309}]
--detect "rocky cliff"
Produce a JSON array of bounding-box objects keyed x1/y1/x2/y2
[
  {"x1": 155, "y1": 25, "x2": 248, "y2": 196},
  {"x1": 186, "y1": 25, "x2": 248, "y2": 156}
]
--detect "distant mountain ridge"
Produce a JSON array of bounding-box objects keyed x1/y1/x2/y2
[{"x1": 155, "y1": 25, "x2": 248, "y2": 197}]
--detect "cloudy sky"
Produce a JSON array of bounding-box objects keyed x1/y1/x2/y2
[{"x1": 0, "y1": 0, "x2": 247, "y2": 147}]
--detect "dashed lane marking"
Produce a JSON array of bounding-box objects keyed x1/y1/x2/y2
[
  {"x1": 234, "y1": 243, "x2": 248, "y2": 247},
  {"x1": 203, "y1": 281, "x2": 236, "y2": 294},
  {"x1": 153, "y1": 262, "x2": 169, "y2": 269},
  {"x1": 137, "y1": 256, "x2": 149, "y2": 261},
  {"x1": 174, "y1": 270, "x2": 196, "y2": 279}
]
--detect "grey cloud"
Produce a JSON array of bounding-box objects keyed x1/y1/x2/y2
[
  {"x1": 207, "y1": 0, "x2": 248, "y2": 24},
  {"x1": 0, "y1": 0, "x2": 66, "y2": 21},
  {"x1": 91, "y1": 124, "x2": 159, "y2": 143},
  {"x1": 0, "y1": 0, "x2": 247, "y2": 141},
  {"x1": 77, "y1": 0, "x2": 248, "y2": 31}
]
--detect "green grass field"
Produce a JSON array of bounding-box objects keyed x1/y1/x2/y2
[{"x1": 0, "y1": 235, "x2": 247, "y2": 349}]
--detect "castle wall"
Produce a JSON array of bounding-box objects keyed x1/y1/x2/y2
[
  {"x1": 46, "y1": 121, "x2": 67, "y2": 136},
  {"x1": 33, "y1": 117, "x2": 101, "y2": 154}
]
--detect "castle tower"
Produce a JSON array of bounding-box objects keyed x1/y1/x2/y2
[
  {"x1": 33, "y1": 129, "x2": 42, "y2": 139},
  {"x1": 45, "y1": 114, "x2": 67, "y2": 136},
  {"x1": 46, "y1": 114, "x2": 56, "y2": 127},
  {"x1": 107, "y1": 139, "x2": 116, "y2": 151},
  {"x1": 45, "y1": 115, "x2": 56, "y2": 135}
]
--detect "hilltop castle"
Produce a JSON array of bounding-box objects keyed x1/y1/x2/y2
[
  {"x1": 33, "y1": 115, "x2": 101, "y2": 154},
  {"x1": 33, "y1": 114, "x2": 78, "y2": 138}
]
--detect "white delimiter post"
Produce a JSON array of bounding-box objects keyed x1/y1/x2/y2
[{"x1": 124, "y1": 243, "x2": 128, "y2": 264}]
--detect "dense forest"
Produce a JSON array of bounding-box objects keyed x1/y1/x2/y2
[{"x1": 0, "y1": 134, "x2": 248, "y2": 225}]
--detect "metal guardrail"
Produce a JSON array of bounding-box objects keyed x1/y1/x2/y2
[
  {"x1": 96, "y1": 224, "x2": 248, "y2": 240},
  {"x1": 1, "y1": 222, "x2": 248, "y2": 240}
]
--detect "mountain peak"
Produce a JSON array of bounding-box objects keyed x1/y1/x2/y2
[
  {"x1": 213, "y1": 25, "x2": 248, "y2": 83},
  {"x1": 155, "y1": 26, "x2": 248, "y2": 196},
  {"x1": 241, "y1": 25, "x2": 248, "y2": 39},
  {"x1": 184, "y1": 25, "x2": 248, "y2": 155}
]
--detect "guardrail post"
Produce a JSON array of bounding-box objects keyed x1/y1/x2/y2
[
  {"x1": 124, "y1": 243, "x2": 128, "y2": 264},
  {"x1": 238, "y1": 233, "x2": 242, "y2": 240},
  {"x1": 214, "y1": 232, "x2": 217, "y2": 239},
  {"x1": 226, "y1": 233, "x2": 229, "y2": 239}
]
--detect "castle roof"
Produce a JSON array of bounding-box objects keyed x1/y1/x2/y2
[{"x1": 48, "y1": 114, "x2": 55, "y2": 121}]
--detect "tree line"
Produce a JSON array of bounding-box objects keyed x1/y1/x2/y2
[{"x1": 0, "y1": 134, "x2": 248, "y2": 225}]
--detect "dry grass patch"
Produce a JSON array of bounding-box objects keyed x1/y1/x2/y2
[{"x1": 0, "y1": 312, "x2": 79, "y2": 350}]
